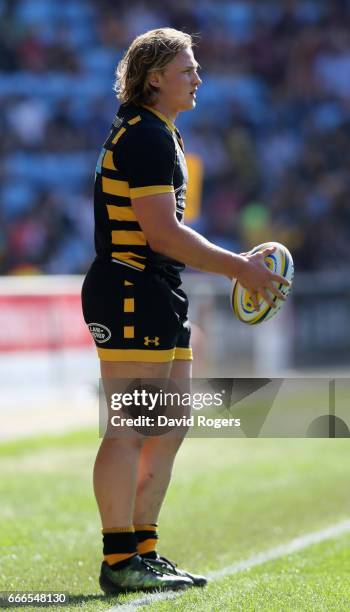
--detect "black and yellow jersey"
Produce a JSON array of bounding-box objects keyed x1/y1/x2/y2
[{"x1": 93, "y1": 103, "x2": 188, "y2": 285}]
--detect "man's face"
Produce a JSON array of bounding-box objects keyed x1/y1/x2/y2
[{"x1": 149, "y1": 47, "x2": 202, "y2": 116}]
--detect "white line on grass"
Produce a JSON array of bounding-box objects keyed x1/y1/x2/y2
[{"x1": 107, "y1": 518, "x2": 350, "y2": 611}]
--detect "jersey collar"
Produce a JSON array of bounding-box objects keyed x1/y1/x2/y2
[{"x1": 142, "y1": 105, "x2": 175, "y2": 133}]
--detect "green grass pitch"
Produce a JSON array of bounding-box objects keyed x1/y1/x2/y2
[{"x1": 0, "y1": 431, "x2": 349, "y2": 611}]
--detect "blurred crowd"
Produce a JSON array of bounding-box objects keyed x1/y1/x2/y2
[{"x1": 1, "y1": 0, "x2": 350, "y2": 274}]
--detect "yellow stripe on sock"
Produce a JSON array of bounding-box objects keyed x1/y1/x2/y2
[
  {"x1": 102, "y1": 526, "x2": 135, "y2": 534},
  {"x1": 104, "y1": 552, "x2": 136, "y2": 566},
  {"x1": 137, "y1": 538, "x2": 158, "y2": 555},
  {"x1": 134, "y1": 524, "x2": 158, "y2": 531},
  {"x1": 134, "y1": 524, "x2": 158, "y2": 556}
]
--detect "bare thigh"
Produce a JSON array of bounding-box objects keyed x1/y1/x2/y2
[
  {"x1": 100, "y1": 360, "x2": 173, "y2": 439},
  {"x1": 100, "y1": 360, "x2": 173, "y2": 379},
  {"x1": 139, "y1": 359, "x2": 192, "y2": 450}
]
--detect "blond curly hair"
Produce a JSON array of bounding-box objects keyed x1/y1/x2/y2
[{"x1": 114, "y1": 28, "x2": 193, "y2": 106}]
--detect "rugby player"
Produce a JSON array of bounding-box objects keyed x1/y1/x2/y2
[{"x1": 82, "y1": 27, "x2": 289, "y2": 595}]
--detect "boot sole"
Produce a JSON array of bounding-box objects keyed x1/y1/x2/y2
[{"x1": 99, "y1": 575, "x2": 191, "y2": 596}]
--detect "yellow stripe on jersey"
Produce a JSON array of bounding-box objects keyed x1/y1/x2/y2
[
  {"x1": 102, "y1": 177, "x2": 130, "y2": 197},
  {"x1": 111, "y1": 126, "x2": 126, "y2": 144},
  {"x1": 102, "y1": 150, "x2": 117, "y2": 171},
  {"x1": 111, "y1": 251, "x2": 146, "y2": 270},
  {"x1": 107, "y1": 205, "x2": 137, "y2": 222},
  {"x1": 128, "y1": 115, "x2": 142, "y2": 126},
  {"x1": 112, "y1": 230, "x2": 146, "y2": 246},
  {"x1": 130, "y1": 185, "x2": 174, "y2": 199}
]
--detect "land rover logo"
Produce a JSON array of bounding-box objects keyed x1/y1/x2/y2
[{"x1": 88, "y1": 323, "x2": 111, "y2": 343}]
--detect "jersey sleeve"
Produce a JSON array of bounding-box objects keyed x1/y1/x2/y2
[{"x1": 115, "y1": 125, "x2": 176, "y2": 199}]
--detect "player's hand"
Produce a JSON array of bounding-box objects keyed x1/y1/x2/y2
[{"x1": 235, "y1": 246, "x2": 290, "y2": 310}]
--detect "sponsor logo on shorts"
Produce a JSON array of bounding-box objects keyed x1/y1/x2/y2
[
  {"x1": 88, "y1": 323, "x2": 112, "y2": 343},
  {"x1": 144, "y1": 336, "x2": 160, "y2": 347}
]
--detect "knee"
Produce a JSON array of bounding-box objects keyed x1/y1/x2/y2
[{"x1": 147, "y1": 435, "x2": 185, "y2": 459}]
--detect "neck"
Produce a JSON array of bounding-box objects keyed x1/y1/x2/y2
[{"x1": 149, "y1": 101, "x2": 177, "y2": 124}]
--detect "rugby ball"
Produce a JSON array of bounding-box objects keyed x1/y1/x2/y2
[{"x1": 231, "y1": 241, "x2": 294, "y2": 324}]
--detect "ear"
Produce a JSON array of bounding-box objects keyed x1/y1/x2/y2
[{"x1": 148, "y1": 70, "x2": 162, "y2": 89}]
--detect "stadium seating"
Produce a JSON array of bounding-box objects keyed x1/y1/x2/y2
[{"x1": 1, "y1": 0, "x2": 350, "y2": 274}]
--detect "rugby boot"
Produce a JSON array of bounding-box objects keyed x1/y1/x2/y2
[
  {"x1": 99, "y1": 554, "x2": 192, "y2": 595},
  {"x1": 144, "y1": 554, "x2": 207, "y2": 587}
]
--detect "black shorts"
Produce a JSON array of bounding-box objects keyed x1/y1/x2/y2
[{"x1": 81, "y1": 259, "x2": 192, "y2": 362}]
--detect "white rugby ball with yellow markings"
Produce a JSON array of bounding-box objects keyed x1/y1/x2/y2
[{"x1": 231, "y1": 241, "x2": 294, "y2": 324}]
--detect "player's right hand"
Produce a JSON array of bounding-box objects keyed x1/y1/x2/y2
[{"x1": 235, "y1": 246, "x2": 290, "y2": 310}]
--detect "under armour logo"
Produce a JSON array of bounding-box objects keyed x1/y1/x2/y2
[{"x1": 144, "y1": 336, "x2": 160, "y2": 347}]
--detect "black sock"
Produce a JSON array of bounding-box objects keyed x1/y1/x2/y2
[
  {"x1": 102, "y1": 526, "x2": 138, "y2": 568},
  {"x1": 134, "y1": 523, "x2": 158, "y2": 558}
]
